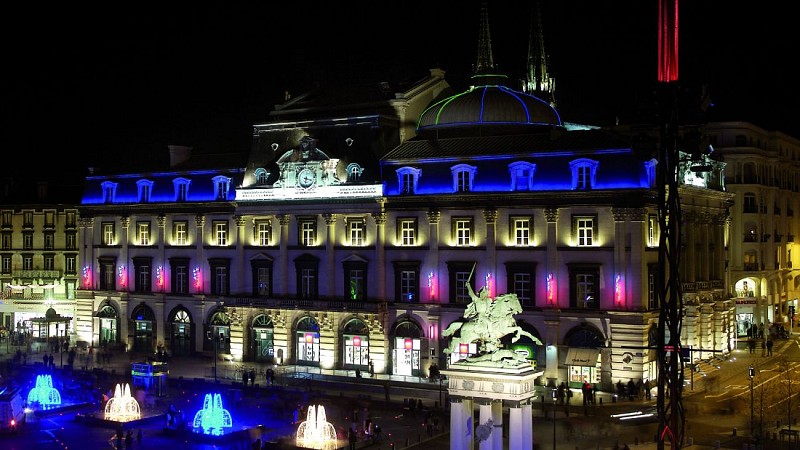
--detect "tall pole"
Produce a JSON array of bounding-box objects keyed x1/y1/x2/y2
[
  {"x1": 656, "y1": 1, "x2": 685, "y2": 449},
  {"x1": 552, "y1": 390, "x2": 556, "y2": 450},
  {"x1": 749, "y1": 366, "x2": 754, "y2": 436}
]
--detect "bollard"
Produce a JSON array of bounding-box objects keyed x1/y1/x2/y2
[
  {"x1": 612, "y1": 395, "x2": 617, "y2": 403},
  {"x1": 599, "y1": 398, "x2": 603, "y2": 405},
  {"x1": 732, "y1": 427, "x2": 736, "y2": 436}
]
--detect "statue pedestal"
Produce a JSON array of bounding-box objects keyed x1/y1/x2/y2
[{"x1": 442, "y1": 361, "x2": 543, "y2": 450}]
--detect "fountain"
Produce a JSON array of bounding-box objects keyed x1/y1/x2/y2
[
  {"x1": 104, "y1": 383, "x2": 141, "y2": 421},
  {"x1": 192, "y1": 393, "x2": 233, "y2": 436},
  {"x1": 27, "y1": 374, "x2": 62, "y2": 407},
  {"x1": 296, "y1": 404, "x2": 338, "y2": 450}
]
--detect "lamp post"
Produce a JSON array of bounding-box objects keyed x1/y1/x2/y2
[
  {"x1": 551, "y1": 388, "x2": 557, "y2": 450},
  {"x1": 749, "y1": 365, "x2": 755, "y2": 436},
  {"x1": 60, "y1": 326, "x2": 65, "y2": 368}
]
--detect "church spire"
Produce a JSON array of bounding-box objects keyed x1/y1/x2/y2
[
  {"x1": 523, "y1": 1, "x2": 556, "y2": 106},
  {"x1": 473, "y1": 2, "x2": 495, "y2": 75}
]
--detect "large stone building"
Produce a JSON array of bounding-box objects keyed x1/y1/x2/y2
[{"x1": 4, "y1": 4, "x2": 796, "y2": 392}]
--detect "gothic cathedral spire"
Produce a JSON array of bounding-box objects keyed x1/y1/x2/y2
[
  {"x1": 473, "y1": 2, "x2": 495, "y2": 75},
  {"x1": 523, "y1": 1, "x2": 556, "y2": 107}
]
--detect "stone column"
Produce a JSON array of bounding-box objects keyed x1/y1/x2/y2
[
  {"x1": 483, "y1": 209, "x2": 497, "y2": 294},
  {"x1": 195, "y1": 215, "x2": 205, "y2": 294},
  {"x1": 544, "y1": 313, "x2": 560, "y2": 385},
  {"x1": 612, "y1": 208, "x2": 627, "y2": 309},
  {"x1": 544, "y1": 208, "x2": 558, "y2": 307},
  {"x1": 522, "y1": 403, "x2": 532, "y2": 450},
  {"x1": 628, "y1": 208, "x2": 646, "y2": 310},
  {"x1": 372, "y1": 211, "x2": 386, "y2": 300},
  {"x1": 479, "y1": 401, "x2": 493, "y2": 450},
  {"x1": 491, "y1": 400, "x2": 502, "y2": 450},
  {"x1": 235, "y1": 215, "x2": 246, "y2": 290},
  {"x1": 323, "y1": 214, "x2": 337, "y2": 298},
  {"x1": 427, "y1": 209, "x2": 441, "y2": 302},
  {"x1": 450, "y1": 398, "x2": 474, "y2": 450},
  {"x1": 157, "y1": 214, "x2": 166, "y2": 292},
  {"x1": 278, "y1": 214, "x2": 290, "y2": 296},
  {"x1": 120, "y1": 216, "x2": 130, "y2": 291},
  {"x1": 79, "y1": 218, "x2": 94, "y2": 289},
  {"x1": 509, "y1": 405, "x2": 523, "y2": 450}
]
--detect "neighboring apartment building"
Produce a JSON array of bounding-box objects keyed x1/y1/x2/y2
[{"x1": 706, "y1": 122, "x2": 800, "y2": 335}]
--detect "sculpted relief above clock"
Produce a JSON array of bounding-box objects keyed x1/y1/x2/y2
[{"x1": 272, "y1": 135, "x2": 343, "y2": 189}]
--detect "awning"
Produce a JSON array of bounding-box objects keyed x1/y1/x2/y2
[{"x1": 565, "y1": 348, "x2": 600, "y2": 366}]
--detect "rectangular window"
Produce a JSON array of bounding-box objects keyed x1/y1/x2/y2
[
  {"x1": 1, "y1": 211, "x2": 11, "y2": 227},
  {"x1": 138, "y1": 222, "x2": 150, "y2": 246},
  {"x1": 214, "y1": 266, "x2": 228, "y2": 294},
  {"x1": 456, "y1": 171, "x2": 470, "y2": 192},
  {"x1": 577, "y1": 166, "x2": 591, "y2": 189},
  {"x1": 136, "y1": 264, "x2": 151, "y2": 292},
  {"x1": 177, "y1": 184, "x2": 188, "y2": 202},
  {"x1": 66, "y1": 233, "x2": 77, "y2": 250},
  {"x1": 215, "y1": 222, "x2": 228, "y2": 246},
  {"x1": 257, "y1": 222, "x2": 271, "y2": 246},
  {"x1": 44, "y1": 233, "x2": 54, "y2": 250},
  {"x1": 174, "y1": 221, "x2": 187, "y2": 245},
  {"x1": 300, "y1": 268, "x2": 316, "y2": 299},
  {"x1": 141, "y1": 184, "x2": 151, "y2": 202},
  {"x1": 257, "y1": 267, "x2": 270, "y2": 296},
  {"x1": 44, "y1": 255, "x2": 54, "y2": 270},
  {"x1": 65, "y1": 256, "x2": 76, "y2": 274},
  {"x1": 23, "y1": 233, "x2": 33, "y2": 250},
  {"x1": 1, "y1": 255, "x2": 11, "y2": 274},
  {"x1": 398, "y1": 218, "x2": 417, "y2": 246},
  {"x1": 648, "y1": 215, "x2": 658, "y2": 247},
  {"x1": 574, "y1": 216, "x2": 595, "y2": 246},
  {"x1": 348, "y1": 219, "x2": 365, "y2": 246},
  {"x1": 1, "y1": 234, "x2": 9, "y2": 250},
  {"x1": 23, "y1": 211, "x2": 33, "y2": 227},
  {"x1": 648, "y1": 266, "x2": 657, "y2": 309},
  {"x1": 44, "y1": 211, "x2": 55, "y2": 228},
  {"x1": 455, "y1": 271, "x2": 472, "y2": 304},
  {"x1": 103, "y1": 222, "x2": 115, "y2": 246},
  {"x1": 402, "y1": 173, "x2": 414, "y2": 194},
  {"x1": 175, "y1": 265, "x2": 188, "y2": 294},
  {"x1": 22, "y1": 255, "x2": 33, "y2": 270},
  {"x1": 347, "y1": 269, "x2": 365, "y2": 300},
  {"x1": 453, "y1": 217, "x2": 473, "y2": 246},
  {"x1": 506, "y1": 262, "x2": 535, "y2": 306},
  {"x1": 511, "y1": 216, "x2": 531, "y2": 246},
  {"x1": 394, "y1": 261, "x2": 419, "y2": 303},
  {"x1": 100, "y1": 260, "x2": 115, "y2": 290},
  {"x1": 569, "y1": 264, "x2": 600, "y2": 309},
  {"x1": 299, "y1": 218, "x2": 316, "y2": 246},
  {"x1": 66, "y1": 211, "x2": 76, "y2": 228}
]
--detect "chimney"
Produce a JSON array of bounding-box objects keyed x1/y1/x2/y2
[{"x1": 168, "y1": 145, "x2": 192, "y2": 168}]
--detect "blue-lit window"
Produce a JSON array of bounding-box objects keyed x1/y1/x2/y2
[
  {"x1": 173, "y1": 178, "x2": 190, "y2": 202},
  {"x1": 101, "y1": 181, "x2": 118, "y2": 204},
  {"x1": 396, "y1": 167, "x2": 421, "y2": 195},
  {"x1": 508, "y1": 162, "x2": 535, "y2": 191},
  {"x1": 213, "y1": 176, "x2": 231, "y2": 200},
  {"x1": 569, "y1": 159, "x2": 599, "y2": 190},
  {"x1": 451, "y1": 164, "x2": 476, "y2": 193},
  {"x1": 137, "y1": 179, "x2": 154, "y2": 203}
]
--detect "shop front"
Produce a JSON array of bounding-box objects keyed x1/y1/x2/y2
[{"x1": 565, "y1": 347, "x2": 600, "y2": 388}]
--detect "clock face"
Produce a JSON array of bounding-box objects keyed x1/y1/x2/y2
[{"x1": 298, "y1": 169, "x2": 315, "y2": 188}]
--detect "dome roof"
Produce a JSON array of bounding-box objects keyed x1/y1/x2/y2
[{"x1": 416, "y1": 74, "x2": 562, "y2": 134}]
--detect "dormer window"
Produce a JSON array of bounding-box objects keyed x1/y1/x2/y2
[
  {"x1": 569, "y1": 158, "x2": 599, "y2": 190},
  {"x1": 213, "y1": 176, "x2": 231, "y2": 200},
  {"x1": 508, "y1": 161, "x2": 536, "y2": 191},
  {"x1": 396, "y1": 167, "x2": 421, "y2": 195},
  {"x1": 346, "y1": 163, "x2": 364, "y2": 182},
  {"x1": 137, "y1": 179, "x2": 154, "y2": 203},
  {"x1": 451, "y1": 164, "x2": 477, "y2": 192},
  {"x1": 644, "y1": 159, "x2": 657, "y2": 188},
  {"x1": 173, "y1": 178, "x2": 191, "y2": 202},
  {"x1": 101, "y1": 181, "x2": 118, "y2": 204},
  {"x1": 254, "y1": 168, "x2": 269, "y2": 185}
]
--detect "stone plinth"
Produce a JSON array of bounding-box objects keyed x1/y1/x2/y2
[{"x1": 442, "y1": 361, "x2": 543, "y2": 450}]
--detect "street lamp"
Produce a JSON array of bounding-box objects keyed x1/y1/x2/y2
[
  {"x1": 551, "y1": 388, "x2": 557, "y2": 450},
  {"x1": 208, "y1": 330, "x2": 224, "y2": 382},
  {"x1": 60, "y1": 326, "x2": 65, "y2": 368},
  {"x1": 749, "y1": 365, "x2": 755, "y2": 436}
]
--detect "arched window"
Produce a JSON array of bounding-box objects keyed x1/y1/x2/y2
[
  {"x1": 251, "y1": 314, "x2": 274, "y2": 363},
  {"x1": 342, "y1": 318, "x2": 369, "y2": 369},
  {"x1": 296, "y1": 316, "x2": 320, "y2": 366},
  {"x1": 392, "y1": 319, "x2": 423, "y2": 376}
]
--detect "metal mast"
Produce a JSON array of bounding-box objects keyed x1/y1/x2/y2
[{"x1": 656, "y1": 0, "x2": 684, "y2": 449}]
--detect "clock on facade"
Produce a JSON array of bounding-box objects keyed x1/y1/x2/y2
[{"x1": 298, "y1": 168, "x2": 315, "y2": 188}]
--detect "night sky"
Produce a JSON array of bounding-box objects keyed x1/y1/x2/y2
[{"x1": 6, "y1": 1, "x2": 797, "y2": 178}]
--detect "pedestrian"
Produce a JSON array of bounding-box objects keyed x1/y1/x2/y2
[
  {"x1": 368, "y1": 360, "x2": 374, "y2": 377},
  {"x1": 767, "y1": 338, "x2": 774, "y2": 356},
  {"x1": 125, "y1": 429, "x2": 133, "y2": 449},
  {"x1": 136, "y1": 428, "x2": 142, "y2": 445},
  {"x1": 761, "y1": 339, "x2": 767, "y2": 356},
  {"x1": 627, "y1": 379, "x2": 635, "y2": 401},
  {"x1": 116, "y1": 427, "x2": 123, "y2": 449},
  {"x1": 348, "y1": 427, "x2": 358, "y2": 450}
]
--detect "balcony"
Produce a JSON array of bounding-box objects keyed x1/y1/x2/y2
[
  {"x1": 743, "y1": 263, "x2": 759, "y2": 271},
  {"x1": 13, "y1": 270, "x2": 61, "y2": 279}
]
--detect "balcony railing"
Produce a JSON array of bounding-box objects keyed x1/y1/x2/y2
[
  {"x1": 743, "y1": 263, "x2": 759, "y2": 271},
  {"x1": 224, "y1": 297, "x2": 386, "y2": 312},
  {"x1": 13, "y1": 270, "x2": 61, "y2": 279}
]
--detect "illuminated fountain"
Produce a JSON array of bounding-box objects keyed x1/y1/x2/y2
[
  {"x1": 192, "y1": 393, "x2": 233, "y2": 436},
  {"x1": 296, "y1": 405, "x2": 338, "y2": 450},
  {"x1": 27, "y1": 374, "x2": 62, "y2": 408},
  {"x1": 104, "y1": 383, "x2": 141, "y2": 421}
]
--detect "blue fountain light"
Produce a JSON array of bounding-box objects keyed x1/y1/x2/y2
[
  {"x1": 192, "y1": 393, "x2": 233, "y2": 436},
  {"x1": 27, "y1": 374, "x2": 62, "y2": 407}
]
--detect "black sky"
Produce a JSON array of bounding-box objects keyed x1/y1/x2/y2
[{"x1": 6, "y1": 1, "x2": 798, "y2": 177}]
